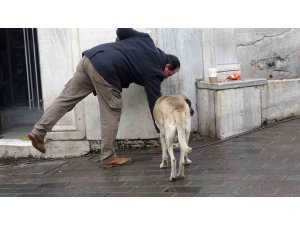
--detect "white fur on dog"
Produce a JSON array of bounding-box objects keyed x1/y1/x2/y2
[{"x1": 153, "y1": 95, "x2": 192, "y2": 181}]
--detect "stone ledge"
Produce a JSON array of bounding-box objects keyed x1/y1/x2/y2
[
  {"x1": 197, "y1": 78, "x2": 265, "y2": 139},
  {"x1": 0, "y1": 140, "x2": 89, "y2": 158},
  {"x1": 196, "y1": 78, "x2": 267, "y2": 90}
]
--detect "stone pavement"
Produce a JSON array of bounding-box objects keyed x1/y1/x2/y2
[{"x1": 1, "y1": 117, "x2": 300, "y2": 197}]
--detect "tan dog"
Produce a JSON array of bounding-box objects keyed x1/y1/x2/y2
[{"x1": 153, "y1": 95, "x2": 193, "y2": 181}]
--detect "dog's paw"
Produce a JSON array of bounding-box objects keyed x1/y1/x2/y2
[
  {"x1": 160, "y1": 163, "x2": 168, "y2": 169},
  {"x1": 177, "y1": 174, "x2": 185, "y2": 180},
  {"x1": 160, "y1": 161, "x2": 168, "y2": 169},
  {"x1": 170, "y1": 176, "x2": 177, "y2": 182},
  {"x1": 184, "y1": 158, "x2": 192, "y2": 165}
]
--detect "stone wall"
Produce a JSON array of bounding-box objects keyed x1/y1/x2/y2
[
  {"x1": 235, "y1": 28, "x2": 300, "y2": 80},
  {"x1": 262, "y1": 79, "x2": 300, "y2": 123},
  {"x1": 79, "y1": 28, "x2": 204, "y2": 140},
  {"x1": 235, "y1": 28, "x2": 300, "y2": 124}
]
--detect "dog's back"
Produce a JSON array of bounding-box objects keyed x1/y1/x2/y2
[{"x1": 154, "y1": 95, "x2": 192, "y2": 154}]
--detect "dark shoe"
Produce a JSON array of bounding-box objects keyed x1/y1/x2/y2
[
  {"x1": 28, "y1": 132, "x2": 46, "y2": 154},
  {"x1": 102, "y1": 156, "x2": 133, "y2": 168}
]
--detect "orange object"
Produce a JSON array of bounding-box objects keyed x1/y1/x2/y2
[{"x1": 226, "y1": 72, "x2": 241, "y2": 80}]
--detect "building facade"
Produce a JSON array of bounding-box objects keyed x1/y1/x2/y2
[{"x1": 1, "y1": 28, "x2": 300, "y2": 158}]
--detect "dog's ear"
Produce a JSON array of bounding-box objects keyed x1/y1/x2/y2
[
  {"x1": 190, "y1": 107, "x2": 194, "y2": 116},
  {"x1": 185, "y1": 98, "x2": 192, "y2": 108},
  {"x1": 184, "y1": 98, "x2": 194, "y2": 116}
]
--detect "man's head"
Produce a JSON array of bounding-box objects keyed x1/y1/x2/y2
[{"x1": 163, "y1": 54, "x2": 180, "y2": 79}]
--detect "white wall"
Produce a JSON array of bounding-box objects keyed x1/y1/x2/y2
[
  {"x1": 78, "y1": 28, "x2": 204, "y2": 140},
  {"x1": 235, "y1": 28, "x2": 300, "y2": 80},
  {"x1": 156, "y1": 29, "x2": 204, "y2": 132}
]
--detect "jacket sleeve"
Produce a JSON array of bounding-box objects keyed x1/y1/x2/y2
[
  {"x1": 116, "y1": 28, "x2": 143, "y2": 40},
  {"x1": 144, "y1": 76, "x2": 162, "y2": 133}
]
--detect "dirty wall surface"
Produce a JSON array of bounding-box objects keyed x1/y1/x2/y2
[{"x1": 236, "y1": 28, "x2": 300, "y2": 80}]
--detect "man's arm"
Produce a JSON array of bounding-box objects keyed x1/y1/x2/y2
[
  {"x1": 144, "y1": 77, "x2": 162, "y2": 133},
  {"x1": 116, "y1": 28, "x2": 144, "y2": 41}
]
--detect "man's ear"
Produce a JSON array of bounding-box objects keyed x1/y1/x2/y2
[{"x1": 164, "y1": 64, "x2": 172, "y2": 71}]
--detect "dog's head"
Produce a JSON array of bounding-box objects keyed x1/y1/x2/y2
[{"x1": 183, "y1": 97, "x2": 194, "y2": 116}]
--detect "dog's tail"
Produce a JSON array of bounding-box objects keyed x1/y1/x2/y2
[{"x1": 173, "y1": 110, "x2": 192, "y2": 154}]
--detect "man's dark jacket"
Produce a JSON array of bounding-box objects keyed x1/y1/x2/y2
[{"x1": 83, "y1": 28, "x2": 167, "y2": 133}]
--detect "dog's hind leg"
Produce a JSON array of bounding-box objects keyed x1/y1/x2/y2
[
  {"x1": 174, "y1": 111, "x2": 192, "y2": 155},
  {"x1": 184, "y1": 120, "x2": 192, "y2": 165},
  {"x1": 167, "y1": 143, "x2": 176, "y2": 181},
  {"x1": 159, "y1": 133, "x2": 168, "y2": 169},
  {"x1": 165, "y1": 126, "x2": 177, "y2": 181},
  {"x1": 177, "y1": 150, "x2": 185, "y2": 179}
]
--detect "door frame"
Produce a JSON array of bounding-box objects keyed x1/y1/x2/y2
[{"x1": 37, "y1": 28, "x2": 85, "y2": 140}]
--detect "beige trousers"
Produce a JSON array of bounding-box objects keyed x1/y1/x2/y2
[{"x1": 32, "y1": 56, "x2": 122, "y2": 163}]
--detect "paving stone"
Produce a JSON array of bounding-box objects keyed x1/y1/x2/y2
[
  {"x1": 243, "y1": 175, "x2": 287, "y2": 181},
  {"x1": 109, "y1": 171, "x2": 144, "y2": 176},
  {"x1": 231, "y1": 137, "x2": 262, "y2": 142},
  {"x1": 235, "y1": 181, "x2": 276, "y2": 196},
  {"x1": 0, "y1": 193, "x2": 21, "y2": 197},
  {"x1": 188, "y1": 180, "x2": 226, "y2": 186},
  {"x1": 0, "y1": 188, "x2": 42, "y2": 194},
  {"x1": 131, "y1": 186, "x2": 167, "y2": 193},
  {"x1": 107, "y1": 192, "x2": 175, "y2": 197},
  {"x1": 156, "y1": 179, "x2": 191, "y2": 187},
  {"x1": 200, "y1": 185, "x2": 239, "y2": 194},
  {"x1": 121, "y1": 180, "x2": 159, "y2": 187},
  {"x1": 164, "y1": 186, "x2": 202, "y2": 193},
  {"x1": 112, "y1": 175, "x2": 164, "y2": 182},
  {"x1": 17, "y1": 192, "x2": 109, "y2": 197},
  {"x1": 68, "y1": 181, "x2": 126, "y2": 188},
  {"x1": 73, "y1": 193, "x2": 109, "y2": 197},
  {"x1": 286, "y1": 175, "x2": 300, "y2": 180},
  {"x1": 0, "y1": 183, "x2": 40, "y2": 189},
  {"x1": 97, "y1": 187, "x2": 135, "y2": 193},
  {"x1": 208, "y1": 193, "x2": 245, "y2": 197},
  {"x1": 38, "y1": 182, "x2": 70, "y2": 188},
  {"x1": 2, "y1": 118, "x2": 300, "y2": 196},
  {"x1": 173, "y1": 193, "x2": 211, "y2": 197},
  {"x1": 206, "y1": 174, "x2": 247, "y2": 181}
]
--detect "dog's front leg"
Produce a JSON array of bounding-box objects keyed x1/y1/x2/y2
[{"x1": 159, "y1": 133, "x2": 168, "y2": 169}]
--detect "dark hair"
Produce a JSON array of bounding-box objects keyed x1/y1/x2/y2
[{"x1": 166, "y1": 54, "x2": 180, "y2": 71}]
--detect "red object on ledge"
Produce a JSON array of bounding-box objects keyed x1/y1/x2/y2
[{"x1": 226, "y1": 72, "x2": 241, "y2": 80}]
